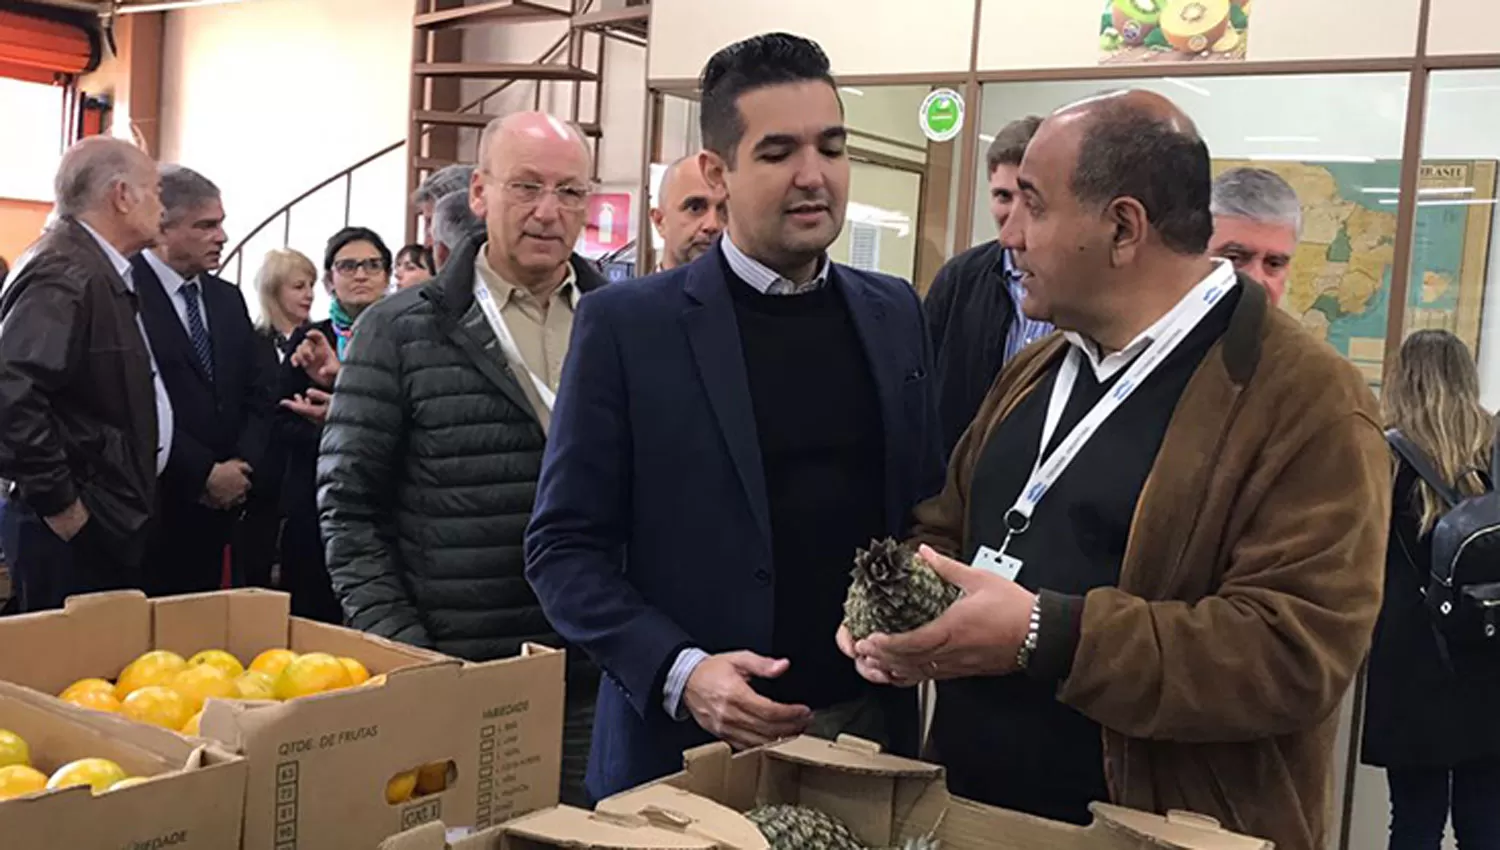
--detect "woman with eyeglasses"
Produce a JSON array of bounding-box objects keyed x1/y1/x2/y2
[{"x1": 1362, "y1": 329, "x2": 1500, "y2": 850}]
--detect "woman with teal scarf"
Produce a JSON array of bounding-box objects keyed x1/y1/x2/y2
[{"x1": 282, "y1": 226, "x2": 393, "y2": 411}]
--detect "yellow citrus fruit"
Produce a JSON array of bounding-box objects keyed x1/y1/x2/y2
[
  {"x1": 415, "y1": 761, "x2": 450, "y2": 796},
  {"x1": 362, "y1": 674, "x2": 386, "y2": 688},
  {"x1": 46, "y1": 758, "x2": 127, "y2": 794},
  {"x1": 385, "y1": 769, "x2": 418, "y2": 804},
  {"x1": 233, "y1": 670, "x2": 277, "y2": 701},
  {"x1": 0, "y1": 729, "x2": 30, "y2": 769},
  {"x1": 108, "y1": 776, "x2": 152, "y2": 791},
  {"x1": 61, "y1": 688, "x2": 121, "y2": 713},
  {"x1": 181, "y1": 710, "x2": 202, "y2": 737},
  {"x1": 0, "y1": 764, "x2": 48, "y2": 800},
  {"x1": 120, "y1": 685, "x2": 193, "y2": 731},
  {"x1": 338, "y1": 657, "x2": 371, "y2": 686},
  {"x1": 169, "y1": 664, "x2": 236, "y2": 715},
  {"x1": 248, "y1": 648, "x2": 298, "y2": 679},
  {"x1": 274, "y1": 653, "x2": 353, "y2": 700},
  {"x1": 59, "y1": 678, "x2": 115, "y2": 702},
  {"x1": 187, "y1": 649, "x2": 244, "y2": 679},
  {"x1": 115, "y1": 650, "x2": 188, "y2": 701}
]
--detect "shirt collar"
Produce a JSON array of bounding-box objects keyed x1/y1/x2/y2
[
  {"x1": 1063, "y1": 258, "x2": 1238, "y2": 382},
  {"x1": 144, "y1": 249, "x2": 195, "y2": 296},
  {"x1": 77, "y1": 220, "x2": 134, "y2": 290},
  {"x1": 474, "y1": 245, "x2": 577, "y2": 308},
  {"x1": 720, "y1": 233, "x2": 830, "y2": 295}
]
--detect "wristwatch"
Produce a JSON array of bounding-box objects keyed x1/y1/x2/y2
[{"x1": 1015, "y1": 595, "x2": 1042, "y2": 671}]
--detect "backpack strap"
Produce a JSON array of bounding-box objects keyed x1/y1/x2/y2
[{"x1": 1386, "y1": 429, "x2": 1463, "y2": 508}]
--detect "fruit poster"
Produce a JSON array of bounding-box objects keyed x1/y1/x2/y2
[{"x1": 1100, "y1": 0, "x2": 1251, "y2": 64}]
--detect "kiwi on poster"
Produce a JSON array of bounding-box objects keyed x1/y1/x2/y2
[{"x1": 1099, "y1": 0, "x2": 1251, "y2": 64}]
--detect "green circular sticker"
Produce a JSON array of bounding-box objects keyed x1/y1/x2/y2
[{"x1": 919, "y1": 89, "x2": 965, "y2": 143}]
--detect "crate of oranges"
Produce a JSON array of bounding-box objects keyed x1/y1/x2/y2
[
  {"x1": 0, "y1": 679, "x2": 245, "y2": 849},
  {"x1": 0, "y1": 589, "x2": 566, "y2": 849}
]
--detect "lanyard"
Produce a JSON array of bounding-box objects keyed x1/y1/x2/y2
[
  {"x1": 996, "y1": 273, "x2": 1234, "y2": 556},
  {"x1": 473, "y1": 279, "x2": 556, "y2": 412}
]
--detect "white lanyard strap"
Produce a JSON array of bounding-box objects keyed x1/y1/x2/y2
[
  {"x1": 473, "y1": 279, "x2": 556, "y2": 412},
  {"x1": 1003, "y1": 275, "x2": 1233, "y2": 540}
]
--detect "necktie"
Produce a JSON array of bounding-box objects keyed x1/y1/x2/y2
[{"x1": 181, "y1": 280, "x2": 214, "y2": 381}]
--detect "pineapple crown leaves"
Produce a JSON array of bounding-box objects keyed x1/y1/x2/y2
[{"x1": 851, "y1": 538, "x2": 917, "y2": 588}]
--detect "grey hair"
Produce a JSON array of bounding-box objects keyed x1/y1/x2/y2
[
  {"x1": 412, "y1": 164, "x2": 474, "y2": 207},
  {"x1": 1211, "y1": 167, "x2": 1303, "y2": 238},
  {"x1": 53, "y1": 137, "x2": 152, "y2": 219},
  {"x1": 431, "y1": 189, "x2": 484, "y2": 252},
  {"x1": 158, "y1": 164, "x2": 221, "y2": 226}
]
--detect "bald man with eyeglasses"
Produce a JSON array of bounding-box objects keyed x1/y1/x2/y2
[{"x1": 319, "y1": 111, "x2": 608, "y2": 807}]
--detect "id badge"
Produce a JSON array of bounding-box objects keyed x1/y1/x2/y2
[{"x1": 972, "y1": 545, "x2": 1023, "y2": 582}]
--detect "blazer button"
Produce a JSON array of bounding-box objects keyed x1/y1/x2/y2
[{"x1": 754, "y1": 569, "x2": 771, "y2": 585}]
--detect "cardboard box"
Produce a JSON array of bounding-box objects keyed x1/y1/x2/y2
[
  {"x1": 381, "y1": 806, "x2": 726, "y2": 850},
  {"x1": 595, "y1": 735, "x2": 1275, "y2": 850},
  {"x1": 0, "y1": 679, "x2": 246, "y2": 849},
  {"x1": 0, "y1": 589, "x2": 566, "y2": 848}
]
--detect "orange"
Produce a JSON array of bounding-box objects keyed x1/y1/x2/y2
[
  {"x1": 338, "y1": 657, "x2": 371, "y2": 686},
  {"x1": 169, "y1": 664, "x2": 236, "y2": 714},
  {"x1": 181, "y1": 710, "x2": 203, "y2": 737},
  {"x1": 0, "y1": 729, "x2": 29, "y2": 769},
  {"x1": 385, "y1": 769, "x2": 417, "y2": 804},
  {"x1": 273, "y1": 652, "x2": 353, "y2": 700},
  {"x1": 46, "y1": 758, "x2": 127, "y2": 794},
  {"x1": 59, "y1": 678, "x2": 114, "y2": 702},
  {"x1": 114, "y1": 650, "x2": 188, "y2": 700},
  {"x1": 120, "y1": 685, "x2": 193, "y2": 731},
  {"x1": 248, "y1": 648, "x2": 298, "y2": 679},
  {"x1": 0, "y1": 765, "x2": 47, "y2": 800},
  {"x1": 415, "y1": 761, "x2": 450, "y2": 796},
  {"x1": 61, "y1": 688, "x2": 121, "y2": 714},
  {"x1": 233, "y1": 670, "x2": 277, "y2": 701},
  {"x1": 108, "y1": 776, "x2": 152, "y2": 791},
  {"x1": 187, "y1": 649, "x2": 245, "y2": 679}
]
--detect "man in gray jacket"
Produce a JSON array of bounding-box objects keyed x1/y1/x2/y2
[{"x1": 319, "y1": 112, "x2": 605, "y2": 806}]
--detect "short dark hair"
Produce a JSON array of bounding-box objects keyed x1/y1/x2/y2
[
  {"x1": 397, "y1": 243, "x2": 434, "y2": 275},
  {"x1": 985, "y1": 116, "x2": 1042, "y2": 175},
  {"x1": 1070, "y1": 103, "x2": 1213, "y2": 255},
  {"x1": 698, "y1": 32, "x2": 837, "y2": 165},
  {"x1": 323, "y1": 226, "x2": 392, "y2": 273}
]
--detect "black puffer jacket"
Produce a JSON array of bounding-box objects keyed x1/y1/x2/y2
[{"x1": 318, "y1": 235, "x2": 606, "y2": 671}]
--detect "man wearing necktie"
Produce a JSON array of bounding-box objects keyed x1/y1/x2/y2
[{"x1": 133, "y1": 165, "x2": 275, "y2": 596}]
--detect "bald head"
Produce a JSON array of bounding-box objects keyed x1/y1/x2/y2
[
  {"x1": 54, "y1": 136, "x2": 163, "y2": 256},
  {"x1": 472, "y1": 111, "x2": 594, "y2": 294},
  {"x1": 652, "y1": 154, "x2": 725, "y2": 269}
]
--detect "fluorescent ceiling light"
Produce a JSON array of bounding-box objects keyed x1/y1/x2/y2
[
  {"x1": 118, "y1": 0, "x2": 251, "y2": 12},
  {"x1": 847, "y1": 201, "x2": 912, "y2": 237},
  {"x1": 1244, "y1": 135, "x2": 1320, "y2": 143},
  {"x1": 1378, "y1": 198, "x2": 1497, "y2": 207},
  {"x1": 839, "y1": 87, "x2": 865, "y2": 97},
  {"x1": 1361, "y1": 186, "x2": 1474, "y2": 196},
  {"x1": 979, "y1": 134, "x2": 995, "y2": 143},
  {"x1": 1161, "y1": 77, "x2": 1211, "y2": 97},
  {"x1": 1245, "y1": 153, "x2": 1376, "y2": 163}
]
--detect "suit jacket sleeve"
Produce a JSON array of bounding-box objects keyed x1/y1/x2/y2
[
  {"x1": 233, "y1": 295, "x2": 277, "y2": 474},
  {"x1": 923, "y1": 260, "x2": 957, "y2": 364},
  {"x1": 525, "y1": 293, "x2": 695, "y2": 719},
  {"x1": 905, "y1": 280, "x2": 947, "y2": 510},
  {"x1": 318, "y1": 312, "x2": 436, "y2": 648},
  {"x1": 0, "y1": 263, "x2": 82, "y2": 516},
  {"x1": 1056, "y1": 412, "x2": 1390, "y2": 742}
]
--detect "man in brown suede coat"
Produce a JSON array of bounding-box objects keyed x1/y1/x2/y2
[{"x1": 841, "y1": 90, "x2": 1390, "y2": 850}]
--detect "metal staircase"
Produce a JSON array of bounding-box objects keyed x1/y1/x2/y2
[{"x1": 221, "y1": 0, "x2": 648, "y2": 282}]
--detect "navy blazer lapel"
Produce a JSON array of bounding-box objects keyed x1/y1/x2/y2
[
  {"x1": 680, "y1": 258, "x2": 772, "y2": 549},
  {"x1": 833, "y1": 267, "x2": 908, "y2": 533},
  {"x1": 132, "y1": 256, "x2": 212, "y2": 388}
]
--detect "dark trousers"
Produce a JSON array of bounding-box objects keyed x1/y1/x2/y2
[
  {"x1": 562, "y1": 677, "x2": 598, "y2": 808},
  {"x1": 0, "y1": 498, "x2": 141, "y2": 612},
  {"x1": 278, "y1": 508, "x2": 342, "y2": 624},
  {"x1": 141, "y1": 498, "x2": 231, "y2": 597},
  {"x1": 1388, "y1": 760, "x2": 1500, "y2": 850}
]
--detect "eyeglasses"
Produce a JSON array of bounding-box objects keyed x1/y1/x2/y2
[
  {"x1": 333, "y1": 258, "x2": 388, "y2": 276},
  {"x1": 500, "y1": 180, "x2": 592, "y2": 211}
]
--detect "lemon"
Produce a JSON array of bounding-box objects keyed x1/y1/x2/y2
[
  {"x1": 0, "y1": 764, "x2": 47, "y2": 800},
  {"x1": 46, "y1": 758, "x2": 127, "y2": 794},
  {"x1": 273, "y1": 653, "x2": 353, "y2": 700},
  {"x1": 233, "y1": 670, "x2": 277, "y2": 701},
  {"x1": 169, "y1": 664, "x2": 236, "y2": 715},
  {"x1": 115, "y1": 651, "x2": 188, "y2": 701},
  {"x1": 187, "y1": 649, "x2": 245, "y2": 679},
  {"x1": 108, "y1": 776, "x2": 152, "y2": 791},
  {"x1": 120, "y1": 685, "x2": 193, "y2": 731},
  {"x1": 0, "y1": 729, "x2": 30, "y2": 769},
  {"x1": 181, "y1": 710, "x2": 203, "y2": 737},
  {"x1": 338, "y1": 657, "x2": 371, "y2": 686},
  {"x1": 248, "y1": 648, "x2": 298, "y2": 679},
  {"x1": 59, "y1": 678, "x2": 114, "y2": 702},
  {"x1": 61, "y1": 688, "x2": 121, "y2": 714},
  {"x1": 385, "y1": 769, "x2": 418, "y2": 804}
]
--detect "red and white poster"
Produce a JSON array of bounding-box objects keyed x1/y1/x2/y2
[{"x1": 582, "y1": 192, "x2": 632, "y2": 256}]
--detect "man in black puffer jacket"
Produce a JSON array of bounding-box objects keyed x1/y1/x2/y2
[{"x1": 318, "y1": 112, "x2": 606, "y2": 807}]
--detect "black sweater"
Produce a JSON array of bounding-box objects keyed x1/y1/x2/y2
[{"x1": 727, "y1": 269, "x2": 885, "y2": 710}]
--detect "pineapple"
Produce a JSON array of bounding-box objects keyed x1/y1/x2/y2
[
  {"x1": 747, "y1": 804, "x2": 940, "y2": 850},
  {"x1": 843, "y1": 538, "x2": 961, "y2": 641}
]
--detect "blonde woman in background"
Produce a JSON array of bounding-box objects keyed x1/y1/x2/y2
[
  {"x1": 1362, "y1": 329, "x2": 1500, "y2": 850},
  {"x1": 233, "y1": 247, "x2": 343, "y2": 623}
]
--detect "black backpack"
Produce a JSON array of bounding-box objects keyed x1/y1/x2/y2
[{"x1": 1386, "y1": 429, "x2": 1500, "y2": 658}]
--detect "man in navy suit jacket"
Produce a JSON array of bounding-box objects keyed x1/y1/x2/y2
[
  {"x1": 525, "y1": 32, "x2": 945, "y2": 801},
  {"x1": 132, "y1": 165, "x2": 275, "y2": 596}
]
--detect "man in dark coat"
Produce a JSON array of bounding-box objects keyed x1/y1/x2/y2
[{"x1": 318, "y1": 111, "x2": 606, "y2": 807}]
